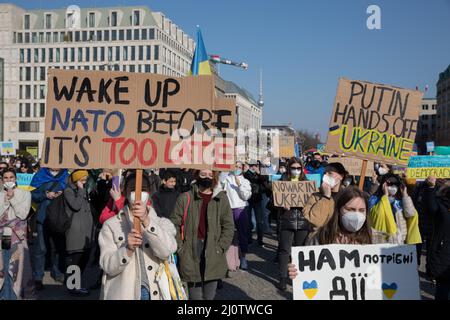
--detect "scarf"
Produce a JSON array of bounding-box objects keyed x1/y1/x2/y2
[{"x1": 30, "y1": 168, "x2": 69, "y2": 190}]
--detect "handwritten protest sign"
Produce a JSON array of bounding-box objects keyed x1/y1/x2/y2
[
  {"x1": 0, "y1": 141, "x2": 16, "y2": 156},
  {"x1": 272, "y1": 181, "x2": 317, "y2": 207},
  {"x1": 42, "y1": 69, "x2": 235, "y2": 170},
  {"x1": 406, "y1": 156, "x2": 450, "y2": 179},
  {"x1": 278, "y1": 136, "x2": 295, "y2": 158},
  {"x1": 292, "y1": 244, "x2": 420, "y2": 300},
  {"x1": 16, "y1": 173, "x2": 35, "y2": 191},
  {"x1": 325, "y1": 79, "x2": 422, "y2": 166},
  {"x1": 328, "y1": 157, "x2": 375, "y2": 177}
]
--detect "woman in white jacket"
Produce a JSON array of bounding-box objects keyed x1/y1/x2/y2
[
  {"x1": 221, "y1": 161, "x2": 252, "y2": 269},
  {"x1": 0, "y1": 169, "x2": 33, "y2": 299},
  {"x1": 99, "y1": 172, "x2": 177, "y2": 300}
]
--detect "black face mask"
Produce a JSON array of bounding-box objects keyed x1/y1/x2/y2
[
  {"x1": 311, "y1": 160, "x2": 321, "y2": 168},
  {"x1": 198, "y1": 177, "x2": 213, "y2": 189}
]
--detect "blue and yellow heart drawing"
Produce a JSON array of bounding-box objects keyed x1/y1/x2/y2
[
  {"x1": 303, "y1": 280, "x2": 318, "y2": 299},
  {"x1": 382, "y1": 282, "x2": 398, "y2": 299}
]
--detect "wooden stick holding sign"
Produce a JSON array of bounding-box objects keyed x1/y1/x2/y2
[
  {"x1": 134, "y1": 169, "x2": 143, "y2": 233},
  {"x1": 358, "y1": 160, "x2": 368, "y2": 191}
]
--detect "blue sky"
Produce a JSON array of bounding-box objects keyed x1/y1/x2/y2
[{"x1": 7, "y1": 0, "x2": 450, "y2": 140}]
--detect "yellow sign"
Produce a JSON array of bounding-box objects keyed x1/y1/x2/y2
[
  {"x1": 406, "y1": 167, "x2": 450, "y2": 179},
  {"x1": 26, "y1": 147, "x2": 38, "y2": 157}
]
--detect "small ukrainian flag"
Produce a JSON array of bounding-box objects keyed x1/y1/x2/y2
[{"x1": 188, "y1": 27, "x2": 212, "y2": 76}]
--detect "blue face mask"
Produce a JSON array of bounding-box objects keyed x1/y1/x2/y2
[
  {"x1": 249, "y1": 168, "x2": 255, "y2": 174},
  {"x1": 234, "y1": 170, "x2": 242, "y2": 176}
]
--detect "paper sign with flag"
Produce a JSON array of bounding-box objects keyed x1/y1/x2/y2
[{"x1": 189, "y1": 28, "x2": 212, "y2": 76}]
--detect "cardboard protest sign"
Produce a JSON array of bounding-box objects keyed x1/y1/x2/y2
[
  {"x1": 325, "y1": 78, "x2": 422, "y2": 166},
  {"x1": 16, "y1": 173, "x2": 35, "y2": 191},
  {"x1": 42, "y1": 69, "x2": 235, "y2": 170},
  {"x1": 26, "y1": 146, "x2": 39, "y2": 157},
  {"x1": 278, "y1": 135, "x2": 296, "y2": 158},
  {"x1": 406, "y1": 155, "x2": 450, "y2": 179},
  {"x1": 272, "y1": 181, "x2": 317, "y2": 207},
  {"x1": 292, "y1": 244, "x2": 420, "y2": 300},
  {"x1": 328, "y1": 157, "x2": 375, "y2": 177},
  {"x1": 0, "y1": 141, "x2": 16, "y2": 156}
]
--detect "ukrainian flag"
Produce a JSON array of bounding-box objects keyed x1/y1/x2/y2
[{"x1": 189, "y1": 28, "x2": 212, "y2": 76}]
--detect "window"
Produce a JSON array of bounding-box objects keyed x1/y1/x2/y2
[
  {"x1": 40, "y1": 85, "x2": 45, "y2": 99},
  {"x1": 154, "y1": 64, "x2": 158, "y2": 74},
  {"x1": 33, "y1": 103, "x2": 37, "y2": 117},
  {"x1": 133, "y1": 10, "x2": 140, "y2": 26},
  {"x1": 60, "y1": 32, "x2": 65, "y2": 42},
  {"x1": 41, "y1": 48, "x2": 46, "y2": 63},
  {"x1": 123, "y1": 46, "x2": 128, "y2": 60},
  {"x1": 142, "y1": 29, "x2": 147, "y2": 40},
  {"x1": 129, "y1": 65, "x2": 135, "y2": 73},
  {"x1": 46, "y1": 32, "x2": 51, "y2": 43},
  {"x1": 20, "y1": 49, "x2": 24, "y2": 63},
  {"x1": 90, "y1": 31, "x2": 95, "y2": 41},
  {"x1": 19, "y1": 121, "x2": 39, "y2": 132},
  {"x1": 32, "y1": 32, "x2": 37, "y2": 43},
  {"x1": 108, "y1": 47, "x2": 113, "y2": 61},
  {"x1": 56, "y1": 48, "x2": 60, "y2": 62},
  {"x1": 75, "y1": 31, "x2": 80, "y2": 42},
  {"x1": 111, "y1": 11, "x2": 117, "y2": 27},
  {"x1": 131, "y1": 46, "x2": 136, "y2": 60},
  {"x1": 93, "y1": 47, "x2": 98, "y2": 62},
  {"x1": 154, "y1": 45, "x2": 159, "y2": 60},
  {"x1": 19, "y1": 103, "x2": 23, "y2": 117},
  {"x1": 78, "y1": 48, "x2": 83, "y2": 62},
  {"x1": 53, "y1": 32, "x2": 58, "y2": 43},
  {"x1": 70, "y1": 47, "x2": 75, "y2": 62},
  {"x1": 25, "y1": 67, "x2": 31, "y2": 81},
  {"x1": 149, "y1": 28, "x2": 155, "y2": 39},
  {"x1": 97, "y1": 30, "x2": 102, "y2": 41},
  {"x1": 86, "y1": 47, "x2": 90, "y2": 61},
  {"x1": 104, "y1": 30, "x2": 110, "y2": 41},
  {"x1": 24, "y1": 15, "x2": 30, "y2": 29},
  {"x1": 82, "y1": 31, "x2": 87, "y2": 42},
  {"x1": 134, "y1": 29, "x2": 140, "y2": 40},
  {"x1": 34, "y1": 49, "x2": 38, "y2": 62},
  {"x1": 45, "y1": 14, "x2": 52, "y2": 29},
  {"x1": 119, "y1": 30, "x2": 124, "y2": 41},
  {"x1": 25, "y1": 32, "x2": 30, "y2": 43},
  {"x1": 18, "y1": 33, "x2": 23, "y2": 43},
  {"x1": 20, "y1": 86, "x2": 23, "y2": 99},
  {"x1": 27, "y1": 49, "x2": 31, "y2": 63},
  {"x1": 39, "y1": 32, "x2": 44, "y2": 43},
  {"x1": 34, "y1": 67, "x2": 37, "y2": 81},
  {"x1": 126, "y1": 29, "x2": 132, "y2": 41},
  {"x1": 40, "y1": 103, "x2": 45, "y2": 117},
  {"x1": 25, "y1": 103, "x2": 31, "y2": 117},
  {"x1": 100, "y1": 47, "x2": 105, "y2": 61},
  {"x1": 40, "y1": 67, "x2": 45, "y2": 81},
  {"x1": 89, "y1": 12, "x2": 95, "y2": 28},
  {"x1": 34, "y1": 85, "x2": 37, "y2": 99},
  {"x1": 115, "y1": 46, "x2": 120, "y2": 61},
  {"x1": 145, "y1": 64, "x2": 151, "y2": 73},
  {"x1": 139, "y1": 46, "x2": 143, "y2": 60},
  {"x1": 111, "y1": 30, "x2": 117, "y2": 41},
  {"x1": 146, "y1": 45, "x2": 151, "y2": 60},
  {"x1": 114, "y1": 64, "x2": 120, "y2": 71},
  {"x1": 63, "y1": 48, "x2": 68, "y2": 62},
  {"x1": 20, "y1": 68, "x2": 23, "y2": 81}
]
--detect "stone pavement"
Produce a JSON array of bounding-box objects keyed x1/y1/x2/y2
[{"x1": 36, "y1": 231, "x2": 436, "y2": 300}]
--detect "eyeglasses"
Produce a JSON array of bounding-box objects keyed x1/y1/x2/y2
[{"x1": 290, "y1": 166, "x2": 302, "y2": 170}]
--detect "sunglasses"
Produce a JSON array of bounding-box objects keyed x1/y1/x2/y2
[{"x1": 290, "y1": 166, "x2": 302, "y2": 170}]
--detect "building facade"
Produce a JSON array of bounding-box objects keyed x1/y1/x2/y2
[
  {"x1": 0, "y1": 3, "x2": 194, "y2": 157},
  {"x1": 436, "y1": 65, "x2": 450, "y2": 146},
  {"x1": 261, "y1": 125, "x2": 296, "y2": 159},
  {"x1": 415, "y1": 98, "x2": 437, "y2": 154},
  {"x1": 223, "y1": 80, "x2": 262, "y2": 162},
  {"x1": 0, "y1": 57, "x2": 3, "y2": 141}
]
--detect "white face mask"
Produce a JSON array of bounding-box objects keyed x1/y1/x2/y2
[
  {"x1": 340, "y1": 211, "x2": 366, "y2": 233},
  {"x1": 291, "y1": 169, "x2": 301, "y2": 177},
  {"x1": 322, "y1": 175, "x2": 338, "y2": 188},
  {"x1": 378, "y1": 167, "x2": 389, "y2": 176},
  {"x1": 15, "y1": 163, "x2": 21, "y2": 169},
  {"x1": 3, "y1": 181, "x2": 16, "y2": 190},
  {"x1": 387, "y1": 186, "x2": 398, "y2": 196},
  {"x1": 128, "y1": 191, "x2": 149, "y2": 205},
  {"x1": 50, "y1": 170, "x2": 59, "y2": 177}
]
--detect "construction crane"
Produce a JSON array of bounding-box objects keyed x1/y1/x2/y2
[{"x1": 209, "y1": 54, "x2": 248, "y2": 70}]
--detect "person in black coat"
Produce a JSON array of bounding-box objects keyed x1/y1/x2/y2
[
  {"x1": 151, "y1": 170, "x2": 180, "y2": 219},
  {"x1": 276, "y1": 157, "x2": 312, "y2": 291},
  {"x1": 428, "y1": 182, "x2": 450, "y2": 300}
]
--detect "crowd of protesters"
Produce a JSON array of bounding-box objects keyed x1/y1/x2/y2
[{"x1": 0, "y1": 153, "x2": 449, "y2": 300}]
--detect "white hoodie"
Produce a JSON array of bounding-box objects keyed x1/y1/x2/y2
[{"x1": 220, "y1": 174, "x2": 252, "y2": 209}]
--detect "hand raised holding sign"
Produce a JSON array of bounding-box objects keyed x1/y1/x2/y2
[
  {"x1": 321, "y1": 182, "x2": 332, "y2": 198},
  {"x1": 132, "y1": 200, "x2": 150, "y2": 229},
  {"x1": 126, "y1": 229, "x2": 143, "y2": 257}
]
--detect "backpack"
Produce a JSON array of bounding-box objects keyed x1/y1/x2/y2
[{"x1": 45, "y1": 193, "x2": 72, "y2": 234}]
